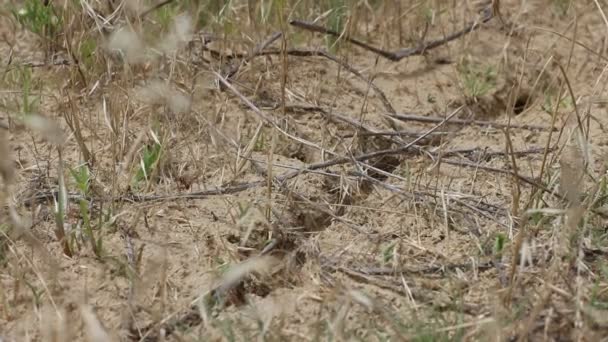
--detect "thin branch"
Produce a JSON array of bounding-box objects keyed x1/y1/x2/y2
[
  {"x1": 388, "y1": 112, "x2": 556, "y2": 131},
  {"x1": 121, "y1": 181, "x2": 266, "y2": 202},
  {"x1": 223, "y1": 32, "x2": 283, "y2": 79},
  {"x1": 340, "y1": 130, "x2": 451, "y2": 138},
  {"x1": 19, "y1": 181, "x2": 265, "y2": 204},
  {"x1": 346, "y1": 260, "x2": 495, "y2": 276},
  {"x1": 442, "y1": 146, "x2": 556, "y2": 160},
  {"x1": 290, "y1": 7, "x2": 494, "y2": 61}
]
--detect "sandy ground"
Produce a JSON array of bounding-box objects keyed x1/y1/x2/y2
[{"x1": 2, "y1": 0, "x2": 608, "y2": 340}]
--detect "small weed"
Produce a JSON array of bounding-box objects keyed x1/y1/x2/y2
[
  {"x1": 458, "y1": 62, "x2": 496, "y2": 99},
  {"x1": 594, "y1": 177, "x2": 608, "y2": 208},
  {"x1": 218, "y1": 318, "x2": 237, "y2": 342},
  {"x1": 493, "y1": 233, "x2": 507, "y2": 256},
  {"x1": 8, "y1": 66, "x2": 40, "y2": 115},
  {"x1": 258, "y1": 0, "x2": 284, "y2": 25},
  {"x1": 206, "y1": 0, "x2": 233, "y2": 26},
  {"x1": 382, "y1": 242, "x2": 396, "y2": 263},
  {"x1": 70, "y1": 164, "x2": 103, "y2": 257},
  {"x1": 590, "y1": 264, "x2": 608, "y2": 310},
  {"x1": 78, "y1": 37, "x2": 97, "y2": 69},
  {"x1": 155, "y1": 3, "x2": 181, "y2": 31},
  {"x1": 542, "y1": 92, "x2": 573, "y2": 114},
  {"x1": 133, "y1": 142, "x2": 162, "y2": 186},
  {"x1": 409, "y1": 318, "x2": 465, "y2": 342},
  {"x1": 398, "y1": 162, "x2": 412, "y2": 188},
  {"x1": 326, "y1": 0, "x2": 348, "y2": 51},
  {"x1": 257, "y1": 0, "x2": 271, "y2": 24},
  {"x1": 212, "y1": 255, "x2": 230, "y2": 277},
  {"x1": 419, "y1": 5, "x2": 434, "y2": 24},
  {"x1": 21, "y1": 67, "x2": 38, "y2": 115},
  {"x1": 71, "y1": 164, "x2": 90, "y2": 194},
  {"x1": 552, "y1": 0, "x2": 572, "y2": 16},
  {"x1": 54, "y1": 150, "x2": 71, "y2": 256},
  {"x1": 237, "y1": 201, "x2": 251, "y2": 219},
  {"x1": 0, "y1": 224, "x2": 8, "y2": 266},
  {"x1": 253, "y1": 131, "x2": 267, "y2": 152},
  {"x1": 12, "y1": 0, "x2": 61, "y2": 39},
  {"x1": 23, "y1": 278, "x2": 44, "y2": 308}
]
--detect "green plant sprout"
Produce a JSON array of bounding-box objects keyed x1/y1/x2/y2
[
  {"x1": 70, "y1": 164, "x2": 103, "y2": 257},
  {"x1": 12, "y1": 0, "x2": 62, "y2": 39},
  {"x1": 458, "y1": 62, "x2": 497, "y2": 99},
  {"x1": 326, "y1": 0, "x2": 347, "y2": 51},
  {"x1": 134, "y1": 142, "x2": 162, "y2": 186}
]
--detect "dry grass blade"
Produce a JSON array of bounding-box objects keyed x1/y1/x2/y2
[{"x1": 81, "y1": 305, "x2": 113, "y2": 342}]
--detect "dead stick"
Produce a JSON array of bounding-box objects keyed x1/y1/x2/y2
[
  {"x1": 122, "y1": 181, "x2": 266, "y2": 202},
  {"x1": 224, "y1": 32, "x2": 283, "y2": 79},
  {"x1": 290, "y1": 7, "x2": 494, "y2": 61},
  {"x1": 354, "y1": 260, "x2": 495, "y2": 276},
  {"x1": 388, "y1": 112, "x2": 556, "y2": 131},
  {"x1": 340, "y1": 130, "x2": 450, "y2": 138}
]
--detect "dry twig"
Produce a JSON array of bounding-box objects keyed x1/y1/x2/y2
[
  {"x1": 290, "y1": 7, "x2": 494, "y2": 61},
  {"x1": 388, "y1": 112, "x2": 556, "y2": 131}
]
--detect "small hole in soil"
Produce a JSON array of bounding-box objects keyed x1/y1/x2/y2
[
  {"x1": 226, "y1": 234, "x2": 240, "y2": 244},
  {"x1": 244, "y1": 279, "x2": 272, "y2": 298},
  {"x1": 513, "y1": 93, "x2": 531, "y2": 115},
  {"x1": 367, "y1": 156, "x2": 401, "y2": 181}
]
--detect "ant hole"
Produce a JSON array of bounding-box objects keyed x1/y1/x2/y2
[{"x1": 513, "y1": 93, "x2": 531, "y2": 115}]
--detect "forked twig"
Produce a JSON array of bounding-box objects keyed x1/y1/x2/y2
[
  {"x1": 340, "y1": 130, "x2": 450, "y2": 138},
  {"x1": 290, "y1": 7, "x2": 494, "y2": 61},
  {"x1": 223, "y1": 32, "x2": 283, "y2": 79}
]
